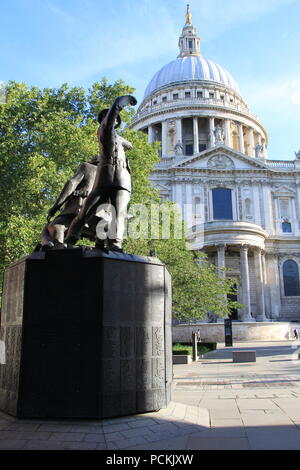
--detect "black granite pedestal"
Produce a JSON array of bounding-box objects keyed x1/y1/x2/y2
[{"x1": 0, "y1": 248, "x2": 172, "y2": 419}]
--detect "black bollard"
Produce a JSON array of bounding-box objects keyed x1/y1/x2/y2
[
  {"x1": 192, "y1": 332, "x2": 198, "y2": 361},
  {"x1": 224, "y1": 318, "x2": 233, "y2": 347}
]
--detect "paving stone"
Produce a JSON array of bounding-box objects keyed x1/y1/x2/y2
[
  {"x1": 235, "y1": 395, "x2": 257, "y2": 399},
  {"x1": 254, "y1": 394, "x2": 277, "y2": 399},
  {"x1": 246, "y1": 427, "x2": 300, "y2": 450},
  {"x1": 120, "y1": 427, "x2": 156, "y2": 439},
  {"x1": 128, "y1": 418, "x2": 158, "y2": 428},
  {"x1": 0, "y1": 431, "x2": 51, "y2": 440},
  {"x1": 23, "y1": 440, "x2": 98, "y2": 450},
  {"x1": 236, "y1": 399, "x2": 278, "y2": 410},
  {"x1": 172, "y1": 423, "x2": 207, "y2": 435},
  {"x1": 83, "y1": 433, "x2": 106, "y2": 443},
  {"x1": 48, "y1": 432, "x2": 85, "y2": 442},
  {"x1": 241, "y1": 413, "x2": 294, "y2": 426},
  {"x1": 186, "y1": 435, "x2": 251, "y2": 450},
  {"x1": 102, "y1": 423, "x2": 131, "y2": 433},
  {"x1": 0, "y1": 440, "x2": 27, "y2": 450},
  {"x1": 96, "y1": 443, "x2": 108, "y2": 450},
  {"x1": 146, "y1": 422, "x2": 182, "y2": 434},
  {"x1": 211, "y1": 417, "x2": 244, "y2": 428},
  {"x1": 68, "y1": 425, "x2": 104, "y2": 433},
  {"x1": 104, "y1": 431, "x2": 124, "y2": 441},
  {"x1": 111, "y1": 436, "x2": 148, "y2": 449},
  {"x1": 38, "y1": 424, "x2": 73, "y2": 432},
  {"x1": 102, "y1": 417, "x2": 133, "y2": 426},
  {"x1": 192, "y1": 426, "x2": 247, "y2": 438},
  {"x1": 128, "y1": 436, "x2": 190, "y2": 450},
  {"x1": 106, "y1": 442, "x2": 119, "y2": 450},
  {"x1": 0, "y1": 422, "x2": 40, "y2": 431}
]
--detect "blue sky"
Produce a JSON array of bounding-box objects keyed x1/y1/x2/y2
[{"x1": 1, "y1": 0, "x2": 300, "y2": 160}]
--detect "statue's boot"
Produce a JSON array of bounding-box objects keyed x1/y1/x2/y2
[
  {"x1": 54, "y1": 242, "x2": 65, "y2": 250},
  {"x1": 109, "y1": 239, "x2": 125, "y2": 253}
]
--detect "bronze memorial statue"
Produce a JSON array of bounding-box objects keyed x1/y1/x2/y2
[
  {"x1": 65, "y1": 94, "x2": 137, "y2": 252},
  {"x1": 38, "y1": 94, "x2": 137, "y2": 252}
]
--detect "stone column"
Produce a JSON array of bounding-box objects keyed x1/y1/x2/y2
[
  {"x1": 253, "y1": 185, "x2": 262, "y2": 226},
  {"x1": 274, "y1": 197, "x2": 281, "y2": 233},
  {"x1": 176, "y1": 118, "x2": 182, "y2": 145},
  {"x1": 238, "y1": 123, "x2": 245, "y2": 154},
  {"x1": 185, "y1": 184, "x2": 193, "y2": 228},
  {"x1": 217, "y1": 244, "x2": 228, "y2": 322},
  {"x1": 248, "y1": 128, "x2": 255, "y2": 158},
  {"x1": 217, "y1": 243, "x2": 226, "y2": 278},
  {"x1": 209, "y1": 117, "x2": 215, "y2": 148},
  {"x1": 262, "y1": 186, "x2": 273, "y2": 233},
  {"x1": 175, "y1": 182, "x2": 183, "y2": 215},
  {"x1": 161, "y1": 120, "x2": 167, "y2": 156},
  {"x1": 193, "y1": 117, "x2": 199, "y2": 154},
  {"x1": 254, "y1": 247, "x2": 267, "y2": 321},
  {"x1": 296, "y1": 183, "x2": 300, "y2": 230},
  {"x1": 240, "y1": 245, "x2": 254, "y2": 322},
  {"x1": 262, "y1": 251, "x2": 271, "y2": 318},
  {"x1": 148, "y1": 125, "x2": 154, "y2": 144},
  {"x1": 268, "y1": 253, "x2": 281, "y2": 320},
  {"x1": 262, "y1": 140, "x2": 268, "y2": 158},
  {"x1": 224, "y1": 119, "x2": 231, "y2": 147},
  {"x1": 291, "y1": 198, "x2": 297, "y2": 233}
]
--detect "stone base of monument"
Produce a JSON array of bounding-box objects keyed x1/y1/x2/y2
[{"x1": 0, "y1": 248, "x2": 172, "y2": 419}]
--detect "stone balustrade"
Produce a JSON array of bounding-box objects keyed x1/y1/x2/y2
[{"x1": 132, "y1": 97, "x2": 259, "y2": 123}]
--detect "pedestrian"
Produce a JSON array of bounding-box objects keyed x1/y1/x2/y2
[{"x1": 293, "y1": 329, "x2": 298, "y2": 340}]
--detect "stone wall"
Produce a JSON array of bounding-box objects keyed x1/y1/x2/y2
[
  {"x1": 172, "y1": 321, "x2": 300, "y2": 343},
  {"x1": 280, "y1": 299, "x2": 300, "y2": 321}
]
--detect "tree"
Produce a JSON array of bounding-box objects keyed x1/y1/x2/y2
[{"x1": 0, "y1": 78, "x2": 241, "y2": 320}]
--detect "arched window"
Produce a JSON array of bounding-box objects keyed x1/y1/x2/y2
[
  {"x1": 212, "y1": 188, "x2": 233, "y2": 220},
  {"x1": 283, "y1": 260, "x2": 300, "y2": 296}
]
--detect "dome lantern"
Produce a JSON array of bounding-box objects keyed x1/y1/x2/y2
[{"x1": 178, "y1": 4, "x2": 201, "y2": 58}]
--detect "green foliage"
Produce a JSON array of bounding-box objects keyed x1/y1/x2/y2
[
  {"x1": 172, "y1": 343, "x2": 212, "y2": 356},
  {"x1": 172, "y1": 343, "x2": 192, "y2": 355}
]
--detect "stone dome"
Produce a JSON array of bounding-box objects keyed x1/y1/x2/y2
[{"x1": 144, "y1": 55, "x2": 240, "y2": 99}]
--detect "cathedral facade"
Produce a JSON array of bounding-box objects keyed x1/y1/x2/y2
[{"x1": 131, "y1": 6, "x2": 300, "y2": 323}]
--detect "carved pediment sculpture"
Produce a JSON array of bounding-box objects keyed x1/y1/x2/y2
[{"x1": 207, "y1": 154, "x2": 235, "y2": 170}]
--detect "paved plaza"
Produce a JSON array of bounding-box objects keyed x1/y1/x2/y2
[{"x1": 1, "y1": 340, "x2": 300, "y2": 450}]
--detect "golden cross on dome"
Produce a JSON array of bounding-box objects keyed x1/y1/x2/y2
[{"x1": 185, "y1": 4, "x2": 192, "y2": 25}]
